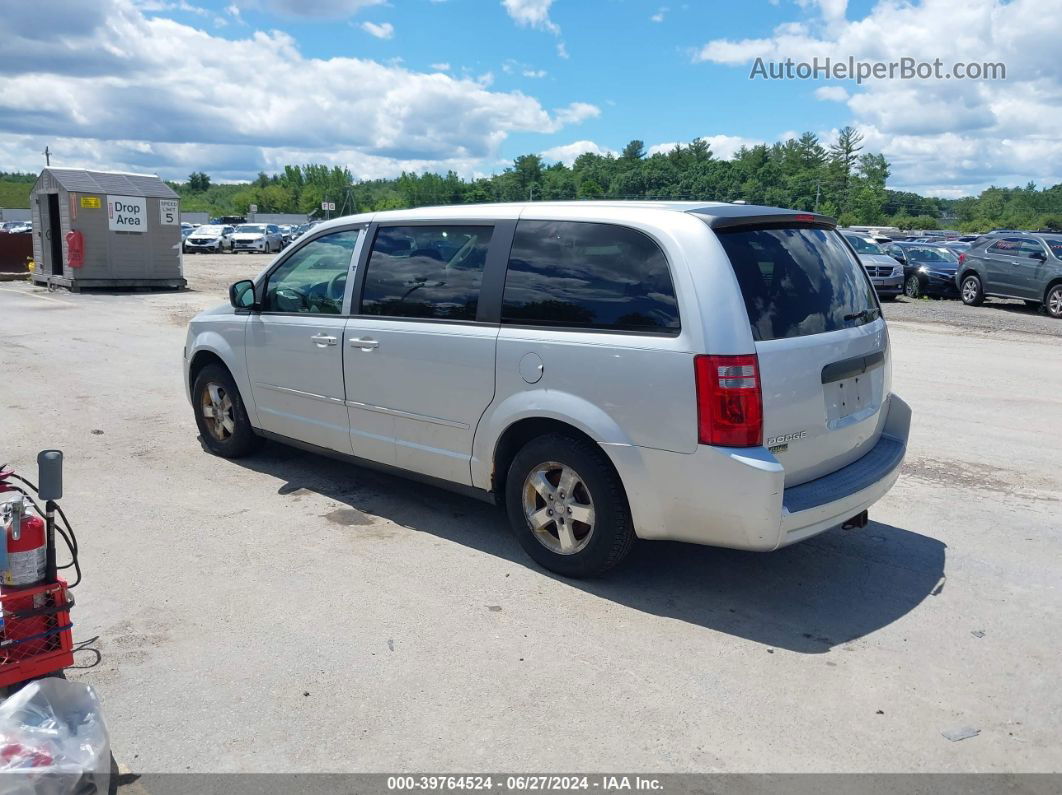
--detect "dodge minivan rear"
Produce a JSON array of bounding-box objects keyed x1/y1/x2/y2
[{"x1": 185, "y1": 201, "x2": 909, "y2": 577}]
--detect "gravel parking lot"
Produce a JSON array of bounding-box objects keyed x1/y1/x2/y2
[{"x1": 1, "y1": 253, "x2": 1060, "y2": 774}]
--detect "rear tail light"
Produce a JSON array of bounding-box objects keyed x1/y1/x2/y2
[
  {"x1": 694, "y1": 354, "x2": 763, "y2": 447},
  {"x1": 958, "y1": 253, "x2": 966, "y2": 265}
]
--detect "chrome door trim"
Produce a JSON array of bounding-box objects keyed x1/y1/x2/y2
[
  {"x1": 257, "y1": 383, "x2": 346, "y2": 405},
  {"x1": 343, "y1": 400, "x2": 470, "y2": 430}
]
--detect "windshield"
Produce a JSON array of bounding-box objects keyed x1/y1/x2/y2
[
  {"x1": 906, "y1": 247, "x2": 959, "y2": 264},
  {"x1": 1047, "y1": 240, "x2": 1062, "y2": 258},
  {"x1": 236, "y1": 225, "x2": 266, "y2": 234},
  {"x1": 718, "y1": 226, "x2": 880, "y2": 341},
  {"x1": 844, "y1": 235, "x2": 885, "y2": 255},
  {"x1": 194, "y1": 225, "x2": 225, "y2": 235}
]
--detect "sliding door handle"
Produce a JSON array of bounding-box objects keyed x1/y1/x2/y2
[
  {"x1": 349, "y1": 337, "x2": 379, "y2": 351},
  {"x1": 310, "y1": 334, "x2": 337, "y2": 347}
]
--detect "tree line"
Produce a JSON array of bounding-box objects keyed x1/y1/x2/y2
[
  {"x1": 5, "y1": 129, "x2": 1060, "y2": 231},
  {"x1": 173, "y1": 129, "x2": 1062, "y2": 231}
]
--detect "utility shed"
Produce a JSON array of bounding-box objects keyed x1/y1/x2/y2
[{"x1": 30, "y1": 168, "x2": 186, "y2": 290}]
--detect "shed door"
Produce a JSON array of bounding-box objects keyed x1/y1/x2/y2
[{"x1": 43, "y1": 193, "x2": 63, "y2": 276}]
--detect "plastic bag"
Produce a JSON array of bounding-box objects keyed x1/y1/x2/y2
[{"x1": 0, "y1": 678, "x2": 110, "y2": 795}]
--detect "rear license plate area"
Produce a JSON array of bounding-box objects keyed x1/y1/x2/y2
[{"x1": 825, "y1": 373, "x2": 873, "y2": 421}]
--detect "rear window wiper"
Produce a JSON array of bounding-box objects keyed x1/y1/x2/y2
[{"x1": 844, "y1": 309, "x2": 870, "y2": 322}]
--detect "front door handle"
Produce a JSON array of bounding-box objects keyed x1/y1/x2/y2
[
  {"x1": 349, "y1": 337, "x2": 379, "y2": 351},
  {"x1": 310, "y1": 334, "x2": 337, "y2": 347}
]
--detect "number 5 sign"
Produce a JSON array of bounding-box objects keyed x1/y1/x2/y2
[{"x1": 160, "y1": 199, "x2": 179, "y2": 225}]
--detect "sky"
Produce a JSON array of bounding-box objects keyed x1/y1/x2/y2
[{"x1": 0, "y1": 0, "x2": 1059, "y2": 197}]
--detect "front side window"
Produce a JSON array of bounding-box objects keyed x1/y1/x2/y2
[
  {"x1": 718, "y1": 226, "x2": 879, "y2": 341},
  {"x1": 1019, "y1": 240, "x2": 1046, "y2": 259},
  {"x1": 262, "y1": 229, "x2": 360, "y2": 314},
  {"x1": 501, "y1": 221, "x2": 680, "y2": 333},
  {"x1": 359, "y1": 225, "x2": 494, "y2": 320}
]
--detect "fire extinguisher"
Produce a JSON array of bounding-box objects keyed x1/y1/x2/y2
[
  {"x1": 0, "y1": 496, "x2": 48, "y2": 661},
  {"x1": 65, "y1": 230, "x2": 84, "y2": 268},
  {"x1": 0, "y1": 451, "x2": 78, "y2": 665}
]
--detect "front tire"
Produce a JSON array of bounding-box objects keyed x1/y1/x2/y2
[
  {"x1": 904, "y1": 275, "x2": 922, "y2": 299},
  {"x1": 961, "y1": 274, "x2": 984, "y2": 306},
  {"x1": 505, "y1": 434, "x2": 635, "y2": 577},
  {"x1": 192, "y1": 364, "x2": 262, "y2": 458},
  {"x1": 1046, "y1": 285, "x2": 1062, "y2": 319}
]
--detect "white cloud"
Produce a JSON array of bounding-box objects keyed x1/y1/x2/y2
[
  {"x1": 650, "y1": 7, "x2": 667, "y2": 23},
  {"x1": 0, "y1": 0, "x2": 598, "y2": 180},
  {"x1": 233, "y1": 0, "x2": 384, "y2": 17},
  {"x1": 360, "y1": 20, "x2": 393, "y2": 38},
  {"x1": 541, "y1": 140, "x2": 616, "y2": 165},
  {"x1": 501, "y1": 0, "x2": 559, "y2": 34},
  {"x1": 647, "y1": 135, "x2": 763, "y2": 160},
  {"x1": 430, "y1": 62, "x2": 451, "y2": 71},
  {"x1": 502, "y1": 0, "x2": 569, "y2": 58},
  {"x1": 553, "y1": 102, "x2": 600, "y2": 125},
  {"x1": 693, "y1": 0, "x2": 1062, "y2": 192},
  {"x1": 523, "y1": 69, "x2": 547, "y2": 78},
  {"x1": 814, "y1": 85, "x2": 849, "y2": 102}
]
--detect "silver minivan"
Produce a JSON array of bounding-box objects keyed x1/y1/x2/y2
[{"x1": 184, "y1": 201, "x2": 910, "y2": 577}]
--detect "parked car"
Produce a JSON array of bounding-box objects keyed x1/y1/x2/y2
[
  {"x1": 956, "y1": 234, "x2": 1062, "y2": 317},
  {"x1": 229, "y1": 224, "x2": 284, "y2": 253},
  {"x1": 0, "y1": 221, "x2": 24, "y2": 234},
  {"x1": 843, "y1": 233, "x2": 904, "y2": 299},
  {"x1": 940, "y1": 240, "x2": 971, "y2": 256},
  {"x1": 887, "y1": 242, "x2": 960, "y2": 299},
  {"x1": 184, "y1": 225, "x2": 235, "y2": 254},
  {"x1": 184, "y1": 201, "x2": 910, "y2": 577}
]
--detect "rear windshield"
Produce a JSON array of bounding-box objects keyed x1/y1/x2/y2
[{"x1": 717, "y1": 226, "x2": 880, "y2": 341}]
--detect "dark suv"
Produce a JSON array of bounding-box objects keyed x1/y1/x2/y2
[{"x1": 956, "y1": 234, "x2": 1062, "y2": 318}]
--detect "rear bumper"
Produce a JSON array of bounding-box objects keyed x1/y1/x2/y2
[{"x1": 608, "y1": 394, "x2": 911, "y2": 551}]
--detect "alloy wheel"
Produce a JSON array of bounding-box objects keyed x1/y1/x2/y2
[
  {"x1": 1048, "y1": 286, "x2": 1062, "y2": 318},
  {"x1": 962, "y1": 277, "x2": 979, "y2": 303},
  {"x1": 200, "y1": 382, "x2": 235, "y2": 442},
  {"x1": 521, "y1": 461, "x2": 596, "y2": 555}
]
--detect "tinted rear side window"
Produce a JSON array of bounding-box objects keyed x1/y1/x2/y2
[
  {"x1": 717, "y1": 226, "x2": 879, "y2": 341},
  {"x1": 360, "y1": 225, "x2": 493, "y2": 320},
  {"x1": 502, "y1": 220, "x2": 680, "y2": 333}
]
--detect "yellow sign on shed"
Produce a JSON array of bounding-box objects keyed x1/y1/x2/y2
[{"x1": 80, "y1": 196, "x2": 101, "y2": 209}]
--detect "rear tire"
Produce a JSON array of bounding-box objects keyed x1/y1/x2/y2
[
  {"x1": 192, "y1": 364, "x2": 262, "y2": 458},
  {"x1": 504, "y1": 434, "x2": 635, "y2": 578},
  {"x1": 961, "y1": 274, "x2": 984, "y2": 306},
  {"x1": 1046, "y1": 285, "x2": 1062, "y2": 319}
]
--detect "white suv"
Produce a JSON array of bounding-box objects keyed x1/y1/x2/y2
[{"x1": 184, "y1": 202, "x2": 910, "y2": 577}]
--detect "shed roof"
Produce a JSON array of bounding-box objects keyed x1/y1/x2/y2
[{"x1": 38, "y1": 168, "x2": 178, "y2": 199}]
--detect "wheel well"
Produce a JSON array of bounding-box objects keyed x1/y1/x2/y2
[
  {"x1": 491, "y1": 418, "x2": 605, "y2": 495},
  {"x1": 958, "y1": 268, "x2": 979, "y2": 283},
  {"x1": 1044, "y1": 278, "x2": 1062, "y2": 302},
  {"x1": 187, "y1": 350, "x2": 227, "y2": 397}
]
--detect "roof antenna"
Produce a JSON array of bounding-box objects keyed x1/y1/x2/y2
[{"x1": 43, "y1": 145, "x2": 51, "y2": 166}]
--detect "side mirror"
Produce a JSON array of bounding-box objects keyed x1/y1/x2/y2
[
  {"x1": 229, "y1": 279, "x2": 257, "y2": 310},
  {"x1": 1031, "y1": 250, "x2": 1046, "y2": 261}
]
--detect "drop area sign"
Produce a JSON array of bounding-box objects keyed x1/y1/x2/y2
[{"x1": 107, "y1": 195, "x2": 147, "y2": 232}]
